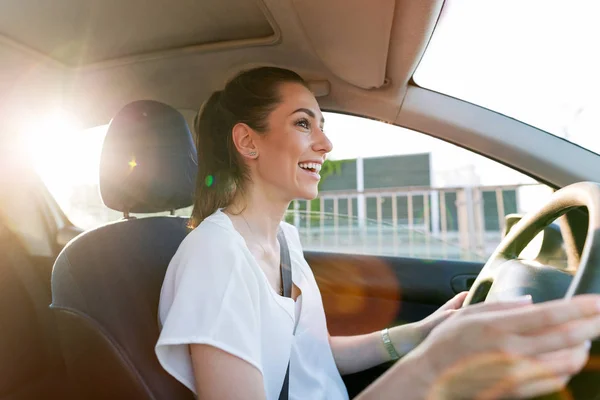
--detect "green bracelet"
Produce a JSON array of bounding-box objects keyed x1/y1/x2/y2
[{"x1": 381, "y1": 328, "x2": 400, "y2": 361}]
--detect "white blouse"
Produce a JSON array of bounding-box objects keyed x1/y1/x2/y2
[{"x1": 155, "y1": 210, "x2": 349, "y2": 400}]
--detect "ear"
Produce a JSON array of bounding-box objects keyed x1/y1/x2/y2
[{"x1": 232, "y1": 123, "x2": 259, "y2": 159}]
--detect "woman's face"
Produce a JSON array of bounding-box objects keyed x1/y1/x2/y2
[{"x1": 252, "y1": 82, "x2": 333, "y2": 201}]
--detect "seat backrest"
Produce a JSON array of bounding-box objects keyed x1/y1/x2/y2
[
  {"x1": 0, "y1": 218, "x2": 69, "y2": 400},
  {"x1": 51, "y1": 100, "x2": 197, "y2": 400}
]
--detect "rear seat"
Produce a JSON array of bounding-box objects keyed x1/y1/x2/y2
[{"x1": 0, "y1": 219, "x2": 71, "y2": 400}]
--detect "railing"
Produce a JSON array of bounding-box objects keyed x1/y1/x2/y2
[
  {"x1": 64, "y1": 181, "x2": 547, "y2": 261},
  {"x1": 285, "y1": 183, "x2": 546, "y2": 261}
]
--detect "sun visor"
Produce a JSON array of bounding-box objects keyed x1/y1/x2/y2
[{"x1": 292, "y1": 0, "x2": 395, "y2": 89}]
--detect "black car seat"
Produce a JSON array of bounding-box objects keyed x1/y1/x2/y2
[
  {"x1": 0, "y1": 217, "x2": 70, "y2": 400},
  {"x1": 50, "y1": 100, "x2": 197, "y2": 400}
]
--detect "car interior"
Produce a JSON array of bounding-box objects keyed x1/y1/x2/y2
[{"x1": 2, "y1": 0, "x2": 600, "y2": 399}]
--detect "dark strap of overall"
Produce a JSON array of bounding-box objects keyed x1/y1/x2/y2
[{"x1": 277, "y1": 228, "x2": 292, "y2": 400}]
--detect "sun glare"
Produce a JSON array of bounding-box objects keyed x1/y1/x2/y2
[{"x1": 20, "y1": 111, "x2": 108, "y2": 210}]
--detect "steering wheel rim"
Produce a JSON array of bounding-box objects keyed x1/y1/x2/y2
[{"x1": 464, "y1": 181, "x2": 600, "y2": 306}]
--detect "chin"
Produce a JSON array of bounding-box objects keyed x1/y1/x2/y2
[{"x1": 295, "y1": 186, "x2": 319, "y2": 201}]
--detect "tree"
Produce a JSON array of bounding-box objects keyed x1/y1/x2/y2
[
  {"x1": 318, "y1": 159, "x2": 346, "y2": 190},
  {"x1": 310, "y1": 159, "x2": 348, "y2": 213}
]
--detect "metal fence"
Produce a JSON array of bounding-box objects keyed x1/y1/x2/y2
[
  {"x1": 285, "y1": 184, "x2": 543, "y2": 261},
  {"x1": 65, "y1": 181, "x2": 545, "y2": 261}
]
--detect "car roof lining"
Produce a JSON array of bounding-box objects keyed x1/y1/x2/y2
[
  {"x1": 0, "y1": 0, "x2": 279, "y2": 67},
  {"x1": 0, "y1": 0, "x2": 444, "y2": 129}
]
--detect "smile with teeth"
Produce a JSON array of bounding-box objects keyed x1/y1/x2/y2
[{"x1": 298, "y1": 162, "x2": 322, "y2": 174}]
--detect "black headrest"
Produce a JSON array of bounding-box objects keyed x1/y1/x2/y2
[{"x1": 100, "y1": 100, "x2": 197, "y2": 214}]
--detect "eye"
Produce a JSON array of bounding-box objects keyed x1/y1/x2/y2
[{"x1": 295, "y1": 118, "x2": 311, "y2": 130}]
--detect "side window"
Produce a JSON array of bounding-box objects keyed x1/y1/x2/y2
[
  {"x1": 284, "y1": 113, "x2": 554, "y2": 261},
  {"x1": 30, "y1": 113, "x2": 552, "y2": 262}
]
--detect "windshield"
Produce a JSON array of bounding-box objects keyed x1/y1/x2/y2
[{"x1": 414, "y1": 0, "x2": 600, "y2": 154}]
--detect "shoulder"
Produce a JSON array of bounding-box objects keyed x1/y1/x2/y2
[
  {"x1": 175, "y1": 213, "x2": 242, "y2": 261},
  {"x1": 165, "y1": 213, "x2": 252, "y2": 292},
  {"x1": 159, "y1": 213, "x2": 260, "y2": 320}
]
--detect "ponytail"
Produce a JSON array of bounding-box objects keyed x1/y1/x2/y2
[{"x1": 188, "y1": 91, "x2": 246, "y2": 228}]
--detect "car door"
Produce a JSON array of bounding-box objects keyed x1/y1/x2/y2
[{"x1": 308, "y1": 248, "x2": 483, "y2": 398}]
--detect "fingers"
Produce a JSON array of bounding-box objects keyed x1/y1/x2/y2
[
  {"x1": 427, "y1": 350, "x2": 576, "y2": 400},
  {"x1": 515, "y1": 312, "x2": 600, "y2": 355},
  {"x1": 489, "y1": 294, "x2": 600, "y2": 333},
  {"x1": 438, "y1": 292, "x2": 469, "y2": 312},
  {"x1": 471, "y1": 346, "x2": 585, "y2": 400},
  {"x1": 519, "y1": 344, "x2": 589, "y2": 399},
  {"x1": 458, "y1": 296, "x2": 533, "y2": 318},
  {"x1": 507, "y1": 375, "x2": 571, "y2": 399},
  {"x1": 533, "y1": 342, "x2": 591, "y2": 376},
  {"x1": 498, "y1": 344, "x2": 588, "y2": 399}
]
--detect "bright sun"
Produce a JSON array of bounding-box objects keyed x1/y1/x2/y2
[{"x1": 21, "y1": 111, "x2": 108, "y2": 210}]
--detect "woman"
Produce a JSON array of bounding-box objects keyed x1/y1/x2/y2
[{"x1": 156, "y1": 67, "x2": 600, "y2": 399}]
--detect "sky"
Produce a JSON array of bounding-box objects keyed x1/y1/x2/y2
[{"x1": 21, "y1": 0, "x2": 600, "y2": 219}]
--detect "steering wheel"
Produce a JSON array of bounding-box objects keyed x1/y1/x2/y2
[
  {"x1": 464, "y1": 181, "x2": 600, "y2": 306},
  {"x1": 462, "y1": 181, "x2": 600, "y2": 398}
]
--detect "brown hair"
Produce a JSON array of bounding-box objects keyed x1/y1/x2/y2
[{"x1": 189, "y1": 67, "x2": 308, "y2": 228}]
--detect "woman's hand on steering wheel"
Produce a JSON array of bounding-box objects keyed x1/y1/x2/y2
[{"x1": 404, "y1": 295, "x2": 600, "y2": 399}]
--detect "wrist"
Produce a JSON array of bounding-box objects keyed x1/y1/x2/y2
[
  {"x1": 380, "y1": 328, "x2": 400, "y2": 361},
  {"x1": 387, "y1": 323, "x2": 426, "y2": 359}
]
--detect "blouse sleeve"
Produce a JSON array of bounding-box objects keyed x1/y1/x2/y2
[{"x1": 155, "y1": 224, "x2": 262, "y2": 392}]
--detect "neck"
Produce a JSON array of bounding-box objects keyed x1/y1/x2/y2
[{"x1": 226, "y1": 184, "x2": 290, "y2": 244}]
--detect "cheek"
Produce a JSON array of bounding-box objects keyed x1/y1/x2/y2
[
  {"x1": 257, "y1": 132, "x2": 309, "y2": 182},
  {"x1": 262, "y1": 153, "x2": 299, "y2": 180},
  {"x1": 263, "y1": 136, "x2": 305, "y2": 168},
  {"x1": 256, "y1": 150, "x2": 292, "y2": 180}
]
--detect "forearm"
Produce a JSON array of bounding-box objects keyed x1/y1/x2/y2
[
  {"x1": 329, "y1": 332, "x2": 390, "y2": 375},
  {"x1": 353, "y1": 350, "x2": 431, "y2": 400},
  {"x1": 329, "y1": 323, "x2": 423, "y2": 375}
]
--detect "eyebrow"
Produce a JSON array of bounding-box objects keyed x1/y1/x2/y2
[{"x1": 291, "y1": 108, "x2": 325, "y2": 124}]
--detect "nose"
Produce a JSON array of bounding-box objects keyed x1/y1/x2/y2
[{"x1": 312, "y1": 127, "x2": 333, "y2": 155}]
